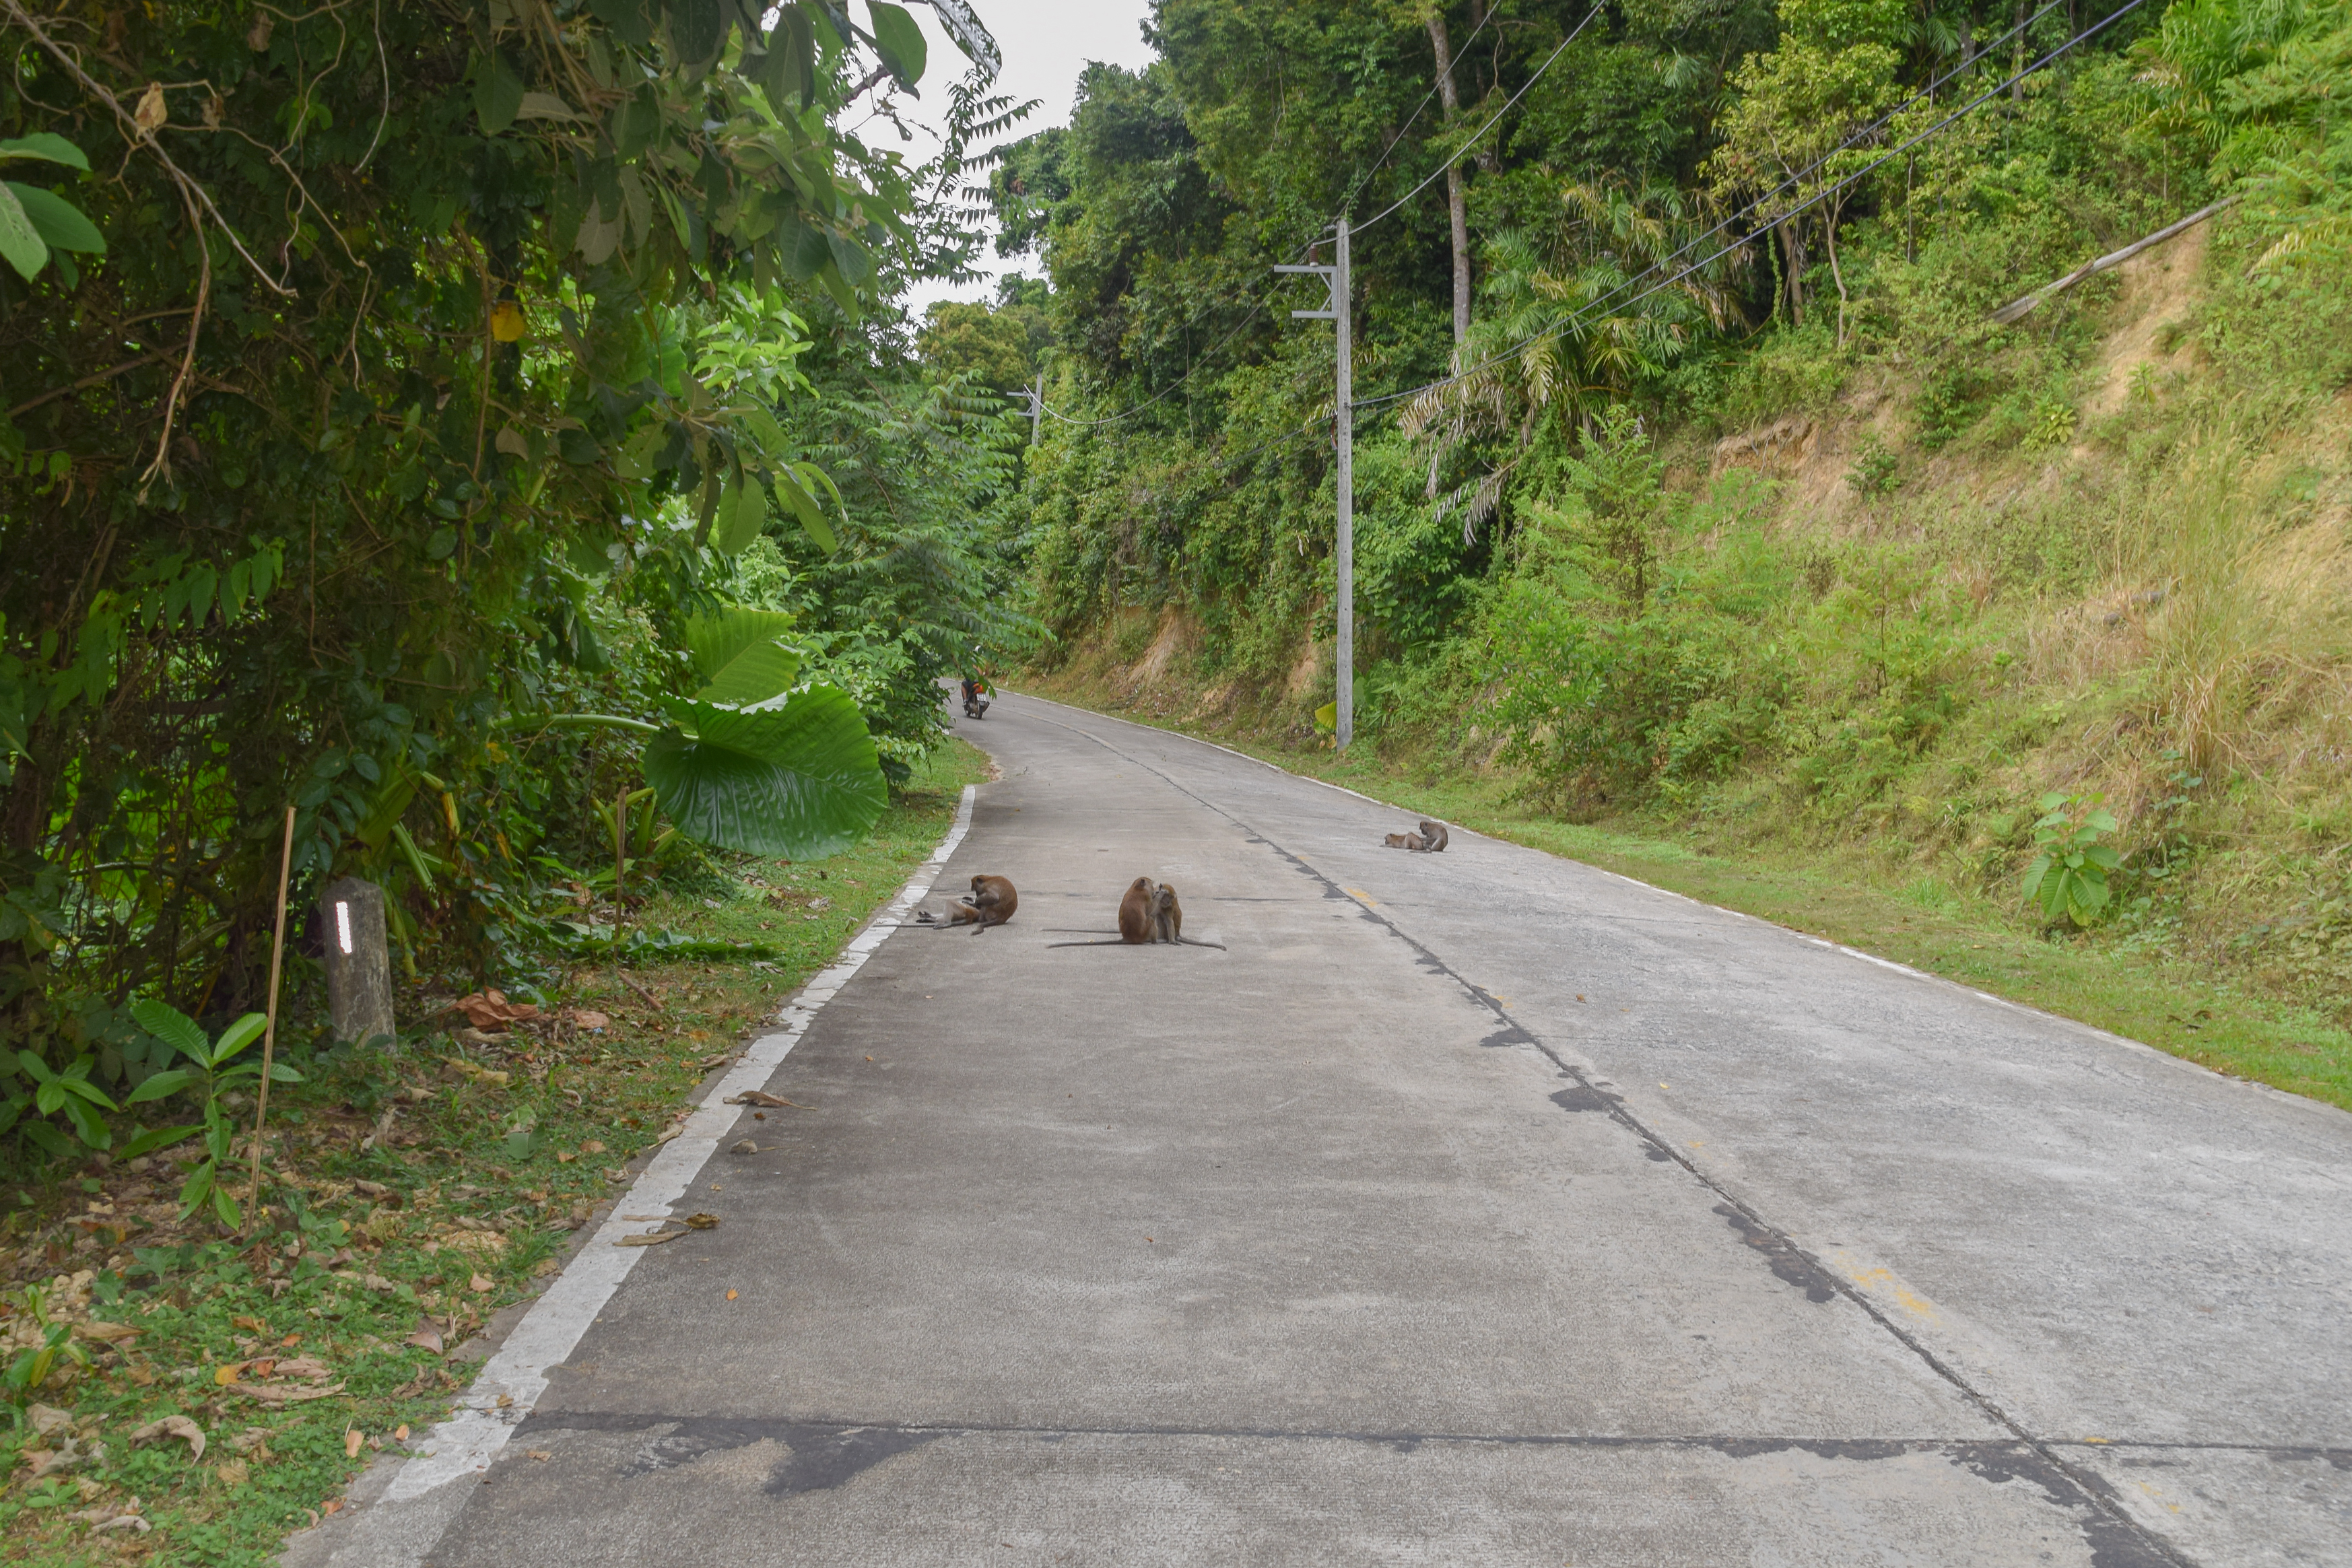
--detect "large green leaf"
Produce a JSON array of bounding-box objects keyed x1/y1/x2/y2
[
  {"x1": 0, "y1": 133, "x2": 90, "y2": 170},
  {"x1": 642, "y1": 687, "x2": 885, "y2": 858},
  {"x1": 682, "y1": 607, "x2": 802, "y2": 704},
  {"x1": 710, "y1": 473, "x2": 770, "y2": 556},
  {"x1": 0, "y1": 182, "x2": 47, "y2": 280},
  {"x1": 128, "y1": 1000, "x2": 209, "y2": 1066},
  {"x1": 867, "y1": 1, "x2": 927, "y2": 85},
  {"x1": 7, "y1": 184, "x2": 102, "y2": 253}
]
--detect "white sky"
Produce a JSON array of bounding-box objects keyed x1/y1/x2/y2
[{"x1": 867, "y1": 0, "x2": 1158, "y2": 317}]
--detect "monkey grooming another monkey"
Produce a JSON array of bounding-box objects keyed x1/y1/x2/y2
[
  {"x1": 1048, "y1": 877, "x2": 1225, "y2": 949},
  {"x1": 1118, "y1": 876, "x2": 1157, "y2": 942},
  {"x1": 1418, "y1": 821, "x2": 1449, "y2": 852},
  {"x1": 910, "y1": 873, "x2": 1018, "y2": 931}
]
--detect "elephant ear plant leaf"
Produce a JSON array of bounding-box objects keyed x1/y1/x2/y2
[
  {"x1": 125, "y1": 1002, "x2": 303, "y2": 1228},
  {"x1": 504, "y1": 605, "x2": 888, "y2": 861},
  {"x1": 2020, "y1": 792, "x2": 2123, "y2": 928}
]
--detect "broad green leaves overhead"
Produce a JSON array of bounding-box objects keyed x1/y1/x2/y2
[
  {"x1": 0, "y1": 133, "x2": 101, "y2": 281},
  {"x1": 642, "y1": 689, "x2": 888, "y2": 858},
  {"x1": 684, "y1": 607, "x2": 805, "y2": 704}
]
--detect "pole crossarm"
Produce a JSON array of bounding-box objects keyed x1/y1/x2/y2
[{"x1": 1273, "y1": 263, "x2": 1339, "y2": 320}]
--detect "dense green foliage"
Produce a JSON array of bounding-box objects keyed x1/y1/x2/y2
[
  {"x1": 0, "y1": 1, "x2": 1037, "y2": 1166},
  {"x1": 985, "y1": 0, "x2": 2350, "y2": 1015}
]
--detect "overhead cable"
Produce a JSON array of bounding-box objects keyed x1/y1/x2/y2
[{"x1": 1351, "y1": 0, "x2": 2156, "y2": 418}]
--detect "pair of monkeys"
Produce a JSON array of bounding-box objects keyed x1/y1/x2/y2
[
  {"x1": 1382, "y1": 819, "x2": 1450, "y2": 852},
  {"x1": 1048, "y1": 877, "x2": 1223, "y2": 949},
  {"x1": 914, "y1": 873, "x2": 1018, "y2": 930}
]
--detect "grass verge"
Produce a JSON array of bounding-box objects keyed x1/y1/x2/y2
[
  {"x1": 0, "y1": 739, "x2": 988, "y2": 1566},
  {"x1": 1028, "y1": 685, "x2": 2352, "y2": 1114}
]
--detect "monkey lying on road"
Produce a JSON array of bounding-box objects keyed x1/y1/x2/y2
[
  {"x1": 910, "y1": 874, "x2": 1019, "y2": 931},
  {"x1": 1048, "y1": 877, "x2": 1225, "y2": 949},
  {"x1": 1380, "y1": 820, "x2": 1450, "y2": 852}
]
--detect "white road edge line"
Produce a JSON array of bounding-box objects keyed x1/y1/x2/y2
[{"x1": 376, "y1": 784, "x2": 978, "y2": 1503}]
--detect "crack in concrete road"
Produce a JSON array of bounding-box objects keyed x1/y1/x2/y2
[{"x1": 1022, "y1": 702, "x2": 2200, "y2": 1567}]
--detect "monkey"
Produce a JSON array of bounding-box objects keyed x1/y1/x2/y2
[
  {"x1": 1048, "y1": 877, "x2": 1225, "y2": 949},
  {"x1": 1417, "y1": 820, "x2": 1449, "y2": 852},
  {"x1": 1151, "y1": 882, "x2": 1182, "y2": 945},
  {"x1": 914, "y1": 899, "x2": 980, "y2": 926},
  {"x1": 1382, "y1": 832, "x2": 1419, "y2": 849},
  {"x1": 966, "y1": 873, "x2": 1018, "y2": 930},
  {"x1": 1118, "y1": 876, "x2": 1157, "y2": 943}
]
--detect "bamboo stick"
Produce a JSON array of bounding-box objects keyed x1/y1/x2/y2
[{"x1": 243, "y1": 805, "x2": 296, "y2": 1233}]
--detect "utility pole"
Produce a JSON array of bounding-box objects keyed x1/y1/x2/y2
[
  {"x1": 1273, "y1": 216, "x2": 1354, "y2": 749},
  {"x1": 1024, "y1": 371, "x2": 1043, "y2": 446}
]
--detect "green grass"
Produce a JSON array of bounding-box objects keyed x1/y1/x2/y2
[
  {"x1": 1035, "y1": 688, "x2": 2352, "y2": 1114},
  {"x1": 0, "y1": 739, "x2": 988, "y2": 1566}
]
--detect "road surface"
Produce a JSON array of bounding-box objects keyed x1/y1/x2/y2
[{"x1": 310, "y1": 690, "x2": 2351, "y2": 1567}]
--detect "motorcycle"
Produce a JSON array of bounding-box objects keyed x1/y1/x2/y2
[{"x1": 961, "y1": 683, "x2": 990, "y2": 719}]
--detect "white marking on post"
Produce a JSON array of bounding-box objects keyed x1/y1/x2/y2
[
  {"x1": 335, "y1": 901, "x2": 353, "y2": 955},
  {"x1": 378, "y1": 784, "x2": 979, "y2": 1502}
]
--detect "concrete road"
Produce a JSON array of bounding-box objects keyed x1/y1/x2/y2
[{"x1": 317, "y1": 691, "x2": 2351, "y2": 1567}]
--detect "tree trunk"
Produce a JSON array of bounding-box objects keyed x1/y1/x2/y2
[
  {"x1": 1780, "y1": 222, "x2": 1806, "y2": 327},
  {"x1": 1427, "y1": 9, "x2": 1471, "y2": 348},
  {"x1": 1824, "y1": 199, "x2": 1850, "y2": 347}
]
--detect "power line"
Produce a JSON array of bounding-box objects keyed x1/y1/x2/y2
[
  {"x1": 1032, "y1": 4, "x2": 1533, "y2": 431},
  {"x1": 1353, "y1": 0, "x2": 2155, "y2": 419},
  {"x1": 1347, "y1": 6, "x2": 1604, "y2": 240},
  {"x1": 1430, "y1": 0, "x2": 2076, "y2": 358}
]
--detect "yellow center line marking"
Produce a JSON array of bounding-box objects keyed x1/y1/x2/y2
[{"x1": 1345, "y1": 887, "x2": 1380, "y2": 908}]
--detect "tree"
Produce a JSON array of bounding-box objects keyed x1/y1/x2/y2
[
  {"x1": 0, "y1": 0, "x2": 1009, "y2": 1142},
  {"x1": 1710, "y1": 0, "x2": 1910, "y2": 341}
]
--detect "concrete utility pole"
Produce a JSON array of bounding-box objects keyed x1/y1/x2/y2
[
  {"x1": 1024, "y1": 371, "x2": 1043, "y2": 446},
  {"x1": 1273, "y1": 217, "x2": 1354, "y2": 749}
]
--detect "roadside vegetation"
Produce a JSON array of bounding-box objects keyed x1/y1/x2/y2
[
  {"x1": 947, "y1": 0, "x2": 2351, "y2": 1104},
  {"x1": 0, "y1": 739, "x2": 982, "y2": 1563},
  {"x1": 1, "y1": 0, "x2": 1025, "y2": 1557}
]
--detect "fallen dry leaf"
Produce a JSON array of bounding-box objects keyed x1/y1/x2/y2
[
  {"x1": 232, "y1": 1314, "x2": 267, "y2": 1332},
  {"x1": 729, "y1": 1138, "x2": 758, "y2": 1155},
  {"x1": 74, "y1": 1320, "x2": 139, "y2": 1344},
  {"x1": 725, "y1": 1289, "x2": 738, "y2": 1301},
  {"x1": 613, "y1": 1231, "x2": 681, "y2": 1247},
  {"x1": 281, "y1": 1332, "x2": 304, "y2": 1347},
  {"x1": 217, "y1": 1459, "x2": 250, "y2": 1487},
  {"x1": 580, "y1": 1140, "x2": 606, "y2": 1155},
  {"x1": 723, "y1": 1090, "x2": 805, "y2": 1108},
  {"x1": 322, "y1": 1499, "x2": 344, "y2": 1516},
  {"x1": 395, "y1": 1424, "x2": 410, "y2": 1441},
  {"x1": 240, "y1": 1381, "x2": 347, "y2": 1407},
  {"x1": 527, "y1": 1449, "x2": 551, "y2": 1461},
  {"x1": 213, "y1": 1363, "x2": 244, "y2": 1386},
  {"x1": 683, "y1": 1213, "x2": 718, "y2": 1229},
  {"x1": 406, "y1": 1326, "x2": 445, "y2": 1355},
  {"x1": 131, "y1": 1413, "x2": 206, "y2": 1461},
  {"x1": 344, "y1": 1430, "x2": 364, "y2": 1458},
  {"x1": 562, "y1": 1008, "x2": 609, "y2": 1031},
  {"x1": 273, "y1": 1355, "x2": 333, "y2": 1379},
  {"x1": 448, "y1": 989, "x2": 541, "y2": 1030},
  {"x1": 556, "y1": 1151, "x2": 576, "y2": 1163},
  {"x1": 26, "y1": 1404, "x2": 71, "y2": 1437},
  {"x1": 469, "y1": 1272, "x2": 494, "y2": 1293}
]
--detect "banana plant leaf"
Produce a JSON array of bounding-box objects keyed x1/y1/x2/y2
[
  {"x1": 641, "y1": 685, "x2": 885, "y2": 858},
  {"x1": 682, "y1": 607, "x2": 802, "y2": 706}
]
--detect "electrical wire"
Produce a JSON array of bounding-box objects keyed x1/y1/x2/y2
[
  {"x1": 1346, "y1": 5, "x2": 1605, "y2": 239},
  {"x1": 1405, "y1": 0, "x2": 2077, "y2": 364},
  {"x1": 1351, "y1": 0, "x2": 2155, "y2": 419},
  {"x1": 1033, "y1": 4, "x2": 1523, "y2": 430}
]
